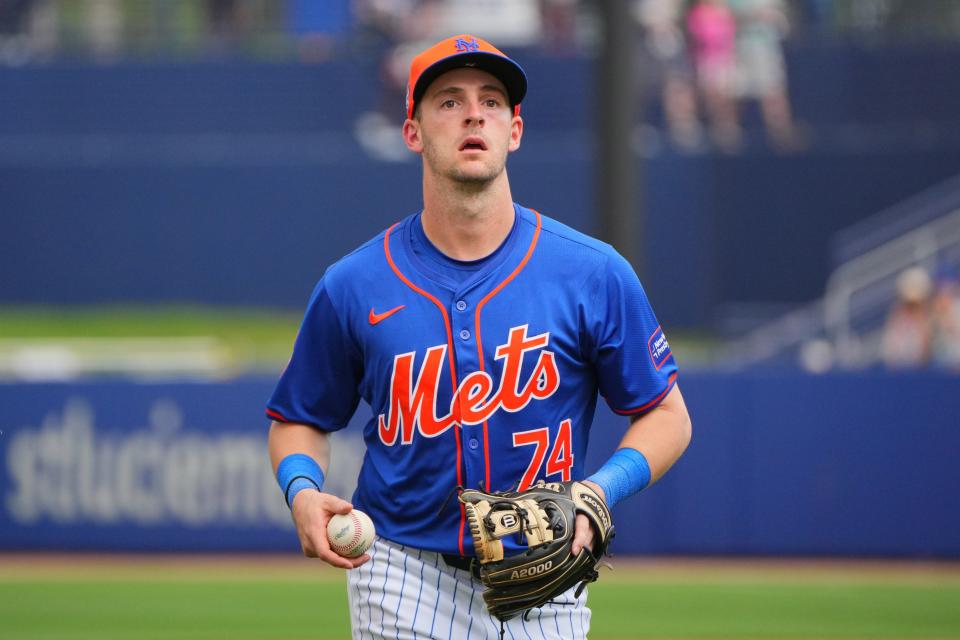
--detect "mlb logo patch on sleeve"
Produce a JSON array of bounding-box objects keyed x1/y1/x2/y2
[{"x1": 648, "y1": 326, "x2": 671, "y2": 371}]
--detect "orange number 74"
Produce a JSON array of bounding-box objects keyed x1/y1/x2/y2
[{"x1": 511, "y1": 419, "x2": 573, "y2": 490}]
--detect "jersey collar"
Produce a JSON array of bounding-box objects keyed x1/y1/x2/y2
[{"x1": 398, "y1": 203, "x2": 529, "y2": 293}]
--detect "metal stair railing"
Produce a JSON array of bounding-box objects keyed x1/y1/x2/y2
[
  {"x1": 824, "y1": 207, "x2": 960, "y2": 367},
  {"x1": 831, "y1": 173, "x2": 960, "y2": 265},
  {"x1": 720, "y1": 206, "x2": 960, "y2": 370}
]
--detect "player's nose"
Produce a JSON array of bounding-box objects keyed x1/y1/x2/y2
[{"x1": 464, "y1": 99, "x2": 484, "y2": 126}]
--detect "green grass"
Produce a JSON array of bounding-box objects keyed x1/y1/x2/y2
[
  {"x1": 0, "y1": 305, "x2": 718, "y2": 375},
  {"x1": 0, "y1": 580, "x2": 351, "y2": 640},
  {"x1": 589, "y1": 582, "x2": 960, "y2": 638},
  {"x1": 1, "y1": 563, "x2": 957, "y2": 639},
  {"x1": 0, "y1": 305, "x2": 302, "y2": 372},
  {"x1": 0, "y1": 306, "x2": 297, "y2": 339}
]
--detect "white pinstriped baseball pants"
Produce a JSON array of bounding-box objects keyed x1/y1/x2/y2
[{"x1": 347, "y1": 537, "x2": 591, "y2": 640}]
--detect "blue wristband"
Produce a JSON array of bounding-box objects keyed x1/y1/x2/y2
[
  {"x1": 276, "y1": 453, "x2": 325, "y2": 508},
  {"x1": 586, "y1": 447, "x2": 651, "y2": 508}
]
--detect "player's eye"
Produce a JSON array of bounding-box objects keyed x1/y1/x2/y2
[
  {"x1": 484, "y1": 98, "x2": 501, "y2": 108},
  {"x1": 441, "y1": 99, "x2": 458, "y2": 109}
]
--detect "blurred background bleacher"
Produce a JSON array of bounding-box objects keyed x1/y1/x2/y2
[{"x1": 1, "y1": 0, "x2": 959, "y2": 558}]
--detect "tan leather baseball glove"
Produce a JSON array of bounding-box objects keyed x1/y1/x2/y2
[{"x1": 459, "y1": 480, "x2": 615, "y2": 622}]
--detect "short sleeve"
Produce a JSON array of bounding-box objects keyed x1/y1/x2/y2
[
  {"x1": 266, "y1": 278, "x2": 362, "y2": 430},
  {"x1": 588, "y1": 252, "x2": 678, "y2": 415}
]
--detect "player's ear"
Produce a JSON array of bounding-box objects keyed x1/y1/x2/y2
[
  {"x1": 508, "y1": 115, "x2": 523, "y2": 153},
  {"x1": 403, "y1": 119, "x2": 424, "y2": 153}
]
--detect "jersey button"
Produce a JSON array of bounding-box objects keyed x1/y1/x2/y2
[
  {"x1": 456, "y1": 300, "x2": 467, "y2": 312},
  {"x1": 468, "y1": 438, "x2": 479, "y2": 450},
  {"x1": 459, "y1": 329, "x2": 470, "y2": 341}
]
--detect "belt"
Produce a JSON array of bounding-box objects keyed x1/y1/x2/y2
[{"x1": 442, "y1": 553, "x2": 479, "y2": 577}]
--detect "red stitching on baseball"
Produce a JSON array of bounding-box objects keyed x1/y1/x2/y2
[{"x1": 348, "y1": 511, "x2": 362, "y2": 548}]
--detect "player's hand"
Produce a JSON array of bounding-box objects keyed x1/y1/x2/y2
[
  {"x1": 571, "y1": 480, "x2": 605, "y2": 556},
  {"x1": 290, "y1": 490, "x2": 371, "y2": 570}
]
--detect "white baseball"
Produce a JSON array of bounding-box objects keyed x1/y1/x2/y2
[{"x1": 326, "y1": 509, "x2": 376, "y2": 558}]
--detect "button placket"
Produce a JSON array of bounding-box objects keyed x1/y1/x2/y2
[{"x1": 451, "y1": 294, "x2": 480, "y2": 486}]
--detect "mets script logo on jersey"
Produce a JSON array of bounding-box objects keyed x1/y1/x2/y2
[
  {"x1": 378, "y1": 325, "x2": 559, "y2": 445},
  {"x1": 455, "y1": 37, "x2": 480, "y2": 53}
]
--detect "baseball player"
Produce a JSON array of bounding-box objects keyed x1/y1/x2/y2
[{"x1": 267, "y1": 34, "x2": 692, "y2": 640}]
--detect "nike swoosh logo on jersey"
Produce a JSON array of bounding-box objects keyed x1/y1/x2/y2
[{"x1": 369, "y1": 305, "x2": 406, "y2": 325}]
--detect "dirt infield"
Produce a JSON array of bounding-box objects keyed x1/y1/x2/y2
[{"x1": 3, "y1": 552, "x2": 959, "y2": 584}]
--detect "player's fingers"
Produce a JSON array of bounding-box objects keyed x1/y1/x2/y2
[
  {"x1": 309, "y1": 526, "x2": 358, "y2": 570},
  {"x1": 571, "y1": 513, "x2": 595, "y2": 556},
  {"x1": 317, "y1": 547, "x2": 357, "y2": 570},
  {"x1": 324, "y1": 496, "x2": 354, "y2": 515},
  {"x1": 345, "y1": 553, "x2": 371, "y2": 569}
]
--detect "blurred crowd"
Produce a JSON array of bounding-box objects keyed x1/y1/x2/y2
[
  {"x1": 2, "y1": 0, "x2": 960, "y2": 67},
  {"x1": 881, "y1": 266, "x2": 960, "y2": 372},
  {"x1": 0, "y1": 0, "x2": 584, "y2": 65},
  {"x1": 636, "y1": 0, "x2": 802, "y2": 153}
]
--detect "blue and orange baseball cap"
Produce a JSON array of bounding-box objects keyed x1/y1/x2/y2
[{"x1": 406, "y1": 34, "x2": 527, "y2": 120}]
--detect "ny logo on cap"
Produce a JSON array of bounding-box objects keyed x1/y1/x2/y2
[{"x1": 455, "y1": 37, "x2": 480, "y2": 53}]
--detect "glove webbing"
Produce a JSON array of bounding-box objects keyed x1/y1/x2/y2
[{"x1": 485, "y1": 500, "x2": 558, "y2": 546}]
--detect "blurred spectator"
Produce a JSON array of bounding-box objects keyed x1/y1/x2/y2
[
  {"x1": 881, "y1": 266, "x2": 933, "y2": 369},
  {"x1": 352, "y1": 0, "x2": 443, "y2": 161},
  {"x1": 286, "y1": 0, "x2": 352, "y2": 62},
  {"x1": 726, "y1": 0, "x2": 802, "y2": 151},
  {"x1": 687, "y1": 0, "x2": 742, "y2": 152},
  {"x1": 433, "y1": 0, "x2": 543, "y2": 47},
  {"x1": 85, "y1": 0, "x2": 121, "y2": 59},
  {"x1": 634, "y1": 0, "x2": 704, "y2": 151},
  {"x1": 204, "y1": 0, "x2": 244, "y2": 53},
  {"x1": 801, "y1": 0, "x2": 833, "y2": 35},
  {"x1": 27, "y1": 0, "x2": 57, "y2": 59},
  {"x1": 0, "y1": 0, "x2": 33, "y2": 64},
  {"x1": 539, "y1": 0, "x2": 579, "y2": 54},
  {"x1": 931, "y1": 272, "x2": 960, "y2": 372},
  {"x1": 353, "y1": 0, "x2": 429, "y2": 50}
]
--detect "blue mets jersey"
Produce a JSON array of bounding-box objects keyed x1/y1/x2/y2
[{"x1": 266, "y1": 204, "x2": 678, "y2": 556}]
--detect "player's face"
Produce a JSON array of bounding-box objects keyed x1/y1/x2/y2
[{"x1": 403, "y1": 68, "x2": 523, "y2": 186}]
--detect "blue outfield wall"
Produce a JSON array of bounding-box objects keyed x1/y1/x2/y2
[
  {"x1": 1, "y1": 371, "x2": 957, "y2": 557},
  {"x1": 5, "y1": 46, "x2": 960, "y2": 327}
]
